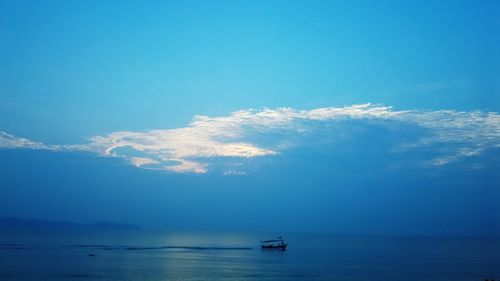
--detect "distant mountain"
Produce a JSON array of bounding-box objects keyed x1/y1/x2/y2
[{"x1": 0, "y1": 217, "x2": 141, "y2": 230}]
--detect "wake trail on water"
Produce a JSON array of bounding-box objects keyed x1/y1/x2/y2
[{"x1": 1, "y1": 243, "x2": 253, "y2": 251}]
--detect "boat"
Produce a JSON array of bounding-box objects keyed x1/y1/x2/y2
[{"x1": 260, "y1": 236, "x2": 287, "y2": 250}]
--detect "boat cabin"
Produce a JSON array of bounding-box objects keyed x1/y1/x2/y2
[{"x1": 260, "y1": 236, "x2": 287, "y2": 250}]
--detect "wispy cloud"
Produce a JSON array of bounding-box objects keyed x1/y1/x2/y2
[
  {"x1": 129, "y1": 157, "x2": 160, "y2": 168},
  {"x1": 0, "y1": 132, "x2": 60, "y2": 151},
  {"x1": 1, "y1": 104, "x2": 499, "y2": 173},
  {"x1": 395, "y1": 109, "x2": 500, "y2": 165}
]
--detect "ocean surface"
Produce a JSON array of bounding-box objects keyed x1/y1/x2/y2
[{"x1": 0, "y1": 228, "x2": 499, "y2": 281}]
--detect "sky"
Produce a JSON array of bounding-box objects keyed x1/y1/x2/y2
[{"x1": 0, "y1": 0, "x2": 499, "y2": 236}]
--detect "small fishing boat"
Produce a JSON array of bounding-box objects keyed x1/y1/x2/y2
[{"x1": 260, "y1": 236, "x2": 287, "y2": 250}]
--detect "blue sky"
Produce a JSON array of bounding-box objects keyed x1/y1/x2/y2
[{"x1": 0, "y1": 0, "x2": 499, "y2": 236}]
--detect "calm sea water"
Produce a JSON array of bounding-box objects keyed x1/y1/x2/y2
[{"x1": 0, "y1": 228, "x2": 499, "y2": 281}]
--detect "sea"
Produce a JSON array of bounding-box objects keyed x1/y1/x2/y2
[{"x1": 1, "y1": 228, "x2": 499, "y2": 281}]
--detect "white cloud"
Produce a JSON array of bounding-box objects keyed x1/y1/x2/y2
[
  {"x1": 394, "y1": 110, "x2": 500, "y2": 165},
  {"x1": 0, "y1": 132, "x2": 60, "y2": 151},
  {"x1": 165, "y1": 159, "x2": 208, "y2": 174},
  {"x1": 224, "y1": 170, "x2": 246, "y2": 176},
  {"x1": 1, "y1": 104, "x2": 499, "y2": 173},
  {"x1": 130, "y1": 157, "x2": 159, "y2": 168}
]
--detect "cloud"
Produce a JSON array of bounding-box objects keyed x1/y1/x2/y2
[
  {"x1": 224, "y1": 170, "x2": 246, "y2": 176},
  {"x1": 0, "y1": 132, "x2": 60, "y2": 151},
  {"x1": 166, "y1": 159, "x2": 208, "y2": 174},
  {"x1": 129, "y1": 157, "x2": 160, "y2": 168},
  {"x1": 395, "y1": 109, "x2": 500, "y2": 165},
  {"x1": 1, "y1": 104, "x2": 499, "y2": 173}
]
